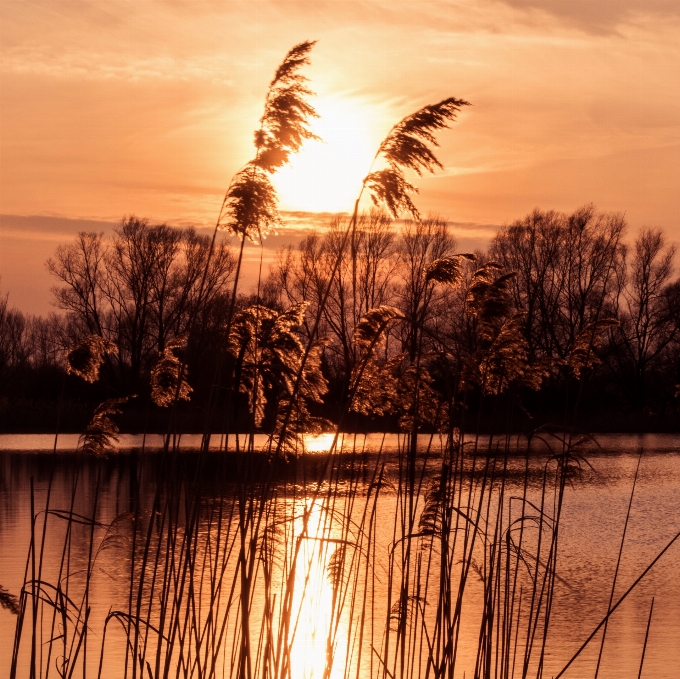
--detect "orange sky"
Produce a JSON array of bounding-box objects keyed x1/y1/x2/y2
[{"x1": 1, "y1": 1, "x2": 679, "y2": 313}]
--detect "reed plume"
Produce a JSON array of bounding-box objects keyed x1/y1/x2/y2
[
  {"x1": 462, "y1": 264, "x2": 550, "y2": 394},
  {"x1": 349, "y1": 306, "x2": 403, "y2": 416},
  {"x1": 388, "y1": 596, "x2": 424, "y2": 632},
  {"x1": 353, "y1": 350, "x2": 444, "y2": 430},
  {"x1": 466, "y1": 264, "x2": 516, "y2": 345},
  {"x1": 229, "y1": 304, "x2": 278, "y2": 427},
  {"x1": 364, "y1": 98, "x2": 469, "y2": 219},
  {"x1": 150, "y1": 335, "x2": 193, "y2": 407},
  {"x1": 364, "y1": 170, "x2": 419, "y2": 220},
  {"x1": 350, "y1": 307, "x2": 445, "y2": 427},
  {"x1": 327, "y1": 544, "x2": 349, "y2": 589},
  {"x1": 79, "y1": 396, "x2": 130, "y2": 457},
  {"x1": 350, "y1": 354, "x2": 402, "y2": 417},
  {"x1": 424, "y1": 254, "x2": 476, "y2": 286},
  {"x1": 418, "y1": 467, "x2": 447, "y2": 537},
  {"x1": 253, "y1": 40, "x2": 319, "y2": 173},
  {"x1": 65, "y1": 334, "x2": 115, "y2": 382},
  {"x1": 0, "y1": 584, "x2": 20, "y2": 615},
  {"x1": 396, "y1": 361, "x2": 446, "y2": 431},
  {"x1": 219, "y1": 167, "x2": 282, "y2": 244},
  {"x1": 567, "y1": 318, "x2": 619, "y2": 378},
  {"x1": 218, "y1": 41, "x2": 318, "y2": 243},
  {"x1": 474, "y1": 313, "x2": 543, "y2": 395},
  {"x1": 228, "y1": 302, "x2": 328, "y2": 429},
  {"x1": 352, "y1": 305, "x2": 403, "y2": 351}
]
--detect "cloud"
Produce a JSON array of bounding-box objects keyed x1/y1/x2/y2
[
  {"x1": 2, "y1": 50, "x2": 235, "y2": 84},
  {"x1": 498, "y1": 0, "x2": 680, "y2": 33},
  {"x1": 1, "y1": 0, "x2": 678, "y2": 256}
]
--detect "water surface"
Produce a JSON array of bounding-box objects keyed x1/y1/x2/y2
[{"x1": 1, "y1": 434, "x2": 679, "y2": 678}]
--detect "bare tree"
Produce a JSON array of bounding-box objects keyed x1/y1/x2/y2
[
  {"x1": 0, "y1": 294, "x2": 28, "y2": 376},
  {"x1": 47, "y1": 216, "x2": 235, "y2": 389},
  {"x1": 394, "y1": 216, "x2": 457, "y2": 361},
  {"x1": 491, "y1": 205, "x2": 626, "y2": 363},
  {"x1": 47, "y1": 231, "x2": 108, "y2": 337},
  {"x1": 608, "y1": 228, "x2": 677, "y2": 408},
  {"x1": 271, "y1": 210, "x2": 398, "y2": 392},
  {"x1": 23, "y1": 314, "x2": 67, "y2": 368}
]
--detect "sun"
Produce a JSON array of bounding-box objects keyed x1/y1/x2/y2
[{"x1": 272, "y1": 95, "x2": 385, "y2": 214}]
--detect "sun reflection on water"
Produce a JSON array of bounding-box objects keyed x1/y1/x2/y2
[
  {"x1": 288, "y1": 502, "x2": 338, "y2": 679},
  {"x1": 302, "y1": 432, "x2": 338, "y2": 454}
]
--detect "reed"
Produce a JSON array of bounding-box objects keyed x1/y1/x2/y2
[{"x1": 8, "y1": 42, "x2": 668, "y2": 679}]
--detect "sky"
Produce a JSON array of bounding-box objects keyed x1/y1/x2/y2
[{"x1": 1, "y1": 0, "x2": 679, "y2": 314}]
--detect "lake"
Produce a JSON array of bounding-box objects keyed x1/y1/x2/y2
[{"x1": 1, "y1": 433, "x2": 679, "y2": 678}]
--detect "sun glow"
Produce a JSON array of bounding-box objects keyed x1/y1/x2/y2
[
  {"x1": 288, "y1": 501, "x2": 349, "y2": 679},
  {"x1": 303, "y1": 432, "x2": 338, "y2": 454},
  {"x1": 273, "y1": 95, "x2": 385, "y2": 214}
]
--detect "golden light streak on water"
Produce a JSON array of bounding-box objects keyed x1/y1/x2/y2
[
  {"x1": 287, "y1": 502, "x2": 339, "y2": 679},
  {"x1": 302, "y1": 433, "x2": 338, "y2": 454}
]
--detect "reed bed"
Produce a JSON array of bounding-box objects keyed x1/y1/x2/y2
[
  {"x1": 7, "y1": 41, "x2": 673, "y2": 679},
  {"x1": 10, "y1": 433, "x2": 673, "y2": 679}
]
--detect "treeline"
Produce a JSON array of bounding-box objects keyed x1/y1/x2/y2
[
  {"x1": 266, "y1": 205, "x2": 679, "y2": 430},
  {"x1": 0, "y1": 216, "x2": 236, "y2": 430},
  {"x1": 1, "y1": 205, "x2": 678, "y2": 432}
]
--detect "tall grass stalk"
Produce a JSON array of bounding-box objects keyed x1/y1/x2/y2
[{"x1": 9, "y1": 45, "x2": 666, "y2": 679}]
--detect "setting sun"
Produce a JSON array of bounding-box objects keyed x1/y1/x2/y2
[{"x1": 273, "y1": 95, "x2": 387, "y2": 213}]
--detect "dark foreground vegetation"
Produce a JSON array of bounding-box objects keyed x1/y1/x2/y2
[{"x1": 1, "y1": 41, "x2": 679, "y2": 679}]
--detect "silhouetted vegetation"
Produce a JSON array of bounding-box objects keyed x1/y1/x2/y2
[
  {"x1": 5, "y1": 40, "x2": 678, "y2": 679},
  {"x1": 1, "y1": 209, "x2": 677, "y2": 432}
]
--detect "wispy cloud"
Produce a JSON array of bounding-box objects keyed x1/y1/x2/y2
[
  {"x1": 498, "y1": 0, "x2": 680, "y2": 34},
  {"x1": 2, "y1": 49, "x2": 235, "y2": 84}
]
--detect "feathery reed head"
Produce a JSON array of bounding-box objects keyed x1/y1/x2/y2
[
  {"x1": 0, "y1": 584, "x2": 20, "y2": 616},
  {"x1": 270, "y1": 41, "x2": 316, "y2": 89},
  {"x1": 219, "y1": 42, "x2": 317, "y2": 241},
  {"x1": 396, "y1": 362, "x2": 446, "y2": 432},
  {"x1": 80, "y1": 396, "x2": 131, "y2": 457},
  {"x1": 364, "y1": 97, "x2": 469, "y2": 218},
  {"x1": 350, "y1": 354, "x2": 402, "y2": 417},
  {"x1": 466, "y1": 265, "x2": 516, "y2": 343},
  {"x1": 352, "y1": 305, "x2": 404, "y2": 351},
  {"x1": 299, "y1": 339, "x2": 330, "y2": 404},
  {"x1": 327, "y1": 544, "x2": 348, "y2": 590},
  {"x1": 228, "y1": 304, "x2": 279, "y2": 359},
  {"x1": 364, "y1": 169, "x2": 419, "y2": 220},
  {"x1": 97, "y1": 512, "x2": 136, "y2": 557},
  {"x1": 462, "y1": 313, "x2": 550, "y2": 395},
  {"x1": 388, "y1": 596, "x2": 424, "y2": 631},
  {"x1": 478, "y1": 314, "x2": 527, "y2": 393},
  {"x1": 66, "y1": 335, "x2": 115, "y2": 382},
  {"x1": 424, "y1": 254, "x2": 476, "y2": 286},
  {"x1": 272, "y1": 396, "x2": 332, "y2": 456},
  {"x1": 418, "y1": 467, "x2": 448, "y2": 537},
  {"x1": 568, "y1": 318, "x2": 619, "y2": 378},
  {"x1": 228, "y1": 302, "x2": 327, "y2": 431},
  {"x1": 253, "y1": 40, "x2": 319, "y2": 173},
  {"x1": 379, "y1": 98, "x2": 470, "y2": 175},
  {"x1": 219, "y1": 164, "x2": 283, "y2": 243},
  {"x1": 272, "y1": 301, "x2": 309, "y2": 342},
  {"x1": 150, "y1": 335, "x2": 193, "y2": 407}
]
